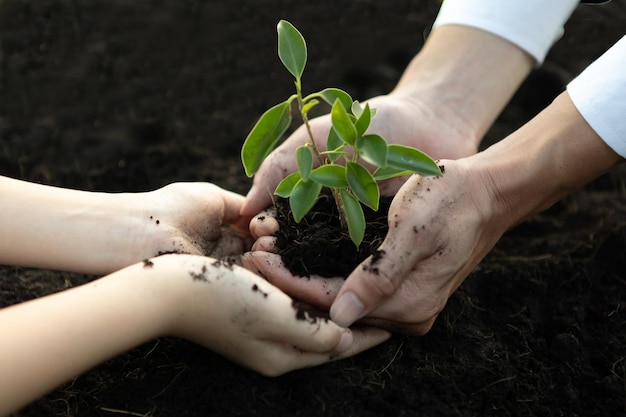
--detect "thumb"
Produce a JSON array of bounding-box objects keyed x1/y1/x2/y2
[
  {"x1": 217, "y1": 187, "x2": 246, "y2": 223},
  {"x1": 329, "y1": 191, "x2": 433, "y2": 327},
  {"x1": 241, "y1": 148, "x2": 298, "y2": 218},
  {"x1": 241, "y1": 181, "x2": 276, "y2": 219}
]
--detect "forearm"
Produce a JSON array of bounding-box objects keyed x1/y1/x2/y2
[
  {"x1": 391, "y1": 25, "x2": 534, "y2": 147},
  {"x1": 474, "y1": 91, "x2": 623, "y2": 231},
  {"x1": 0, "y1": 177, "x2": 148, "y2": 274},
  {"x1": 0, "y1": 262, "x2": 173, "y2": 416}
]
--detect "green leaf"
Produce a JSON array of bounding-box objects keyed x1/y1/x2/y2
[
  {"x1": 372, "y1": 166, "x2": 412, "y2": 181},
  {"x1": 290, "y1": 179, "x2": 322, "y2": 222},
  {"x1": 354, "y1": 102, "x2": 371, "y2": 136},
  {"x1": 326, "y1": 127, "x2": 343, "y2": 163},
  {"x1": 274, "y1": 172, "x2": 301, "y2": 197},
  {"x1": 340, "y1": 189, "x2": 365, "y2": 247},
  {"x1": 319, "y1": 88, "x2": 353, "y2": 110},
  {"x1": 241, "y1": 101, "x2": 292, "y2": 177},
  {"x1": 296, "y1": 145, "x2": 313, "y2": 181},
  {"x1": 309, "y1": 165, "x2": 348, "y2": 188},
  {"x1": 386, "y1": 144, "x2": 442, "y2": 176},
  {"x1": 346, "y1": 161, "x2": 379, "y2": 211},
  {"x1": 301, "y1": 99, "x2": 319, "y2": 115},
  {"x1": 277, "y1": 20, "x2": 307, "y2": 79},
  {"x1": 356, "y1": 133, "x2": 387, "y2": 168},
  {"x1": 331, "y1": 99, "x2": 357, "y2": 146},
  {"x1": 351, "y1": 100, "x2": 363, "y2": 118}
]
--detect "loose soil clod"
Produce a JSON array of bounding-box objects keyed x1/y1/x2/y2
[{"x1": 274, "y1": 194, "x2": 392, "y2": 278}]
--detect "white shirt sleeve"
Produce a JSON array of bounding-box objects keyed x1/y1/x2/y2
[
  {"x1": 433, "y1": 0, "x2": 579, "y2": 64},
  {"x1": 567, "y1": 36, "x2": 626, "y2": 158}
]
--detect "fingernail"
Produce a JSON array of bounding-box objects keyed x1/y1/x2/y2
[
  {"x1": 330, "y1": 292, "x2": 364, "y2": 328},
  {"x1": 334, "y1": 331, "x2": 353, "y2": 353}
]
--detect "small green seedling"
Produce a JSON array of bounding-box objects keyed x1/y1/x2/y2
[{"x1": 242, "y1": 20, "x2": 442, "y2": 247}]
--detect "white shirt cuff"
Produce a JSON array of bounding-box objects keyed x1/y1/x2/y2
[
  {"x1": 567, "y1": 36, "x2": 626, "y2": 158},
  {"x1": 433, "y1": 0, "x2": 578, "y2": 64}
]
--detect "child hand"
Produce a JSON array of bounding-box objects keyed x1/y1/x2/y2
[{"x1": 152, "y1": 254, "x2": 390, "y2": 376}]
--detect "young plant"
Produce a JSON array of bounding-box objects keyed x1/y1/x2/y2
[{"x1": 242, "y1": 20, "x2": 442, "y2": 247}]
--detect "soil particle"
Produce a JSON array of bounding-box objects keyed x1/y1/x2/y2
[
  {"x1": 212, "y1": 256, "x2": 238, "y2": 269},
  {"x1": 142, "y1": 259, "x2": 154, "y2": 268},
  {"x1": 370, "y1": 249, "x2": 386, "y2": 264},
  {"x1": 275, "y1": 194, "x2": 391, "y2": 278},
  {"x1": 251, "y1": 284, "x2": 268, "y2": 298},
  {"x1": 158, "y1": 250, "x2": 188, "y2": 256},
  {"x1": 189, "y1": 265, "x2": 208, "y2": 282},
  {"x1": 361, "y1": 264, "x2": 379, "y2": 275},
  {"x1": 292, "y1": 300, "x2": 329, "y2": 324}
]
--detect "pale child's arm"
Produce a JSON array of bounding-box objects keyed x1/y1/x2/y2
[
  {"x1": 0, "y1": 177, "x2": 249, "y2": 275},
  {"x1": 0, "y1": 254, "x2": 389, "y2": 416}
]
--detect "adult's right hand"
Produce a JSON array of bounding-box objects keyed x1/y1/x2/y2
[{"x1": 244, "y1": 158, "x2": 508, "y2": 335}]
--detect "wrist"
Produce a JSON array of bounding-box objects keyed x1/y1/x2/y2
[
  {"x1": 470, "y1": 92, "x2": 623, "y2": 232},
  {"x1": 391, "y1": 25, "x2": 534, "y2": 145}
]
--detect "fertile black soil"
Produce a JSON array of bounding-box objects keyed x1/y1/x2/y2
[
  {"x1": 274, "y1": 194, "x2": 391, "y2": 278},
  {"x1": 1, "y1": 1, "x2": 625, "y2": 416}
]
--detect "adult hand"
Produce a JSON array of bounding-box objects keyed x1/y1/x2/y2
[
  {"x1": 243, "y1": 159, "x2": 506, "y2": 334},
  {"x1": 241, "y1": 93, "x2": 479, "y2": 218},
  {"x1": 245, "y1": 89, "x2": 625, "y2": 335},
  {"x1": 241, "y1": 24, "x2": 537, "y2": 219}
]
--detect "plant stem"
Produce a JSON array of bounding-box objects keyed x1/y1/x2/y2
[{"x1": 295, "y1": 79, "x2": 348, "y2": 229}]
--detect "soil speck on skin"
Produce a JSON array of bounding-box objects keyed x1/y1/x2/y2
[
  {"x1": 292, "y1": 300, "x2": 329, "y2": 324},
  {"x1": 158, "y1": 250, "x2": 186, "y2": 256},
  {"x1": 371, "y1": 249, "x2": 385, "y2": 264},
  {"x1": 212, "y1": 257, "x2": 238, "y2": 269},
  {"x1": 142, "y1": 259, "x2": 154, "y2": 268},
  {"x1": 156, "y1": 219, "x2": 160, "y2": 225},
  {"x1": 362, "y1": 264, "x2": 379, "y2": 275},
  {"x1": 251, "y1": 284, "x2": 268, "y2": 298},
  {"x1": 189, "y1": 265, "x2": 208, "y2": 282}
]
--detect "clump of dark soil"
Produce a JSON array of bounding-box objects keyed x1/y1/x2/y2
[{"x1": 274, "y1": 194, "x2": 391, "y2": 278}]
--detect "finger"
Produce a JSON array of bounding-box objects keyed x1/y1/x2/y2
[
  {"x1": 250, "y1": 236, "x2": 278, "y2": 252},
  {"x1": 330, "y1": 176, "x2": 438, "y2": 327},
  {"x1": 357, "y1": 316, "x2": 437, "y2": 335},
  {"x1": 241, "y1": 152, "x2": 295, "y2": 218},
  {"x1": 209, "y1": 233, "x2": 248, "y2": 258},
  {"x1": 267, "y1": 308, "x2": 389, "y2": 356},
  {"x1": 249, "y1": 210, "x2": 279, "y2": 239},
  {"x1": 241, "y1": 251, "x2": 343, "y2": 309},
  {"x1": 250, "y1": 326, "x2": 390, "y2": 376},
  {"x1": 215, "y1": 187, "x2": 247, "y2": 224},
  {"x1": 278, "y1": 326, "x2": 390, "y2": 372},
  {"x1": 331, "y1": 326, "x2": 390, "y2": 358}
]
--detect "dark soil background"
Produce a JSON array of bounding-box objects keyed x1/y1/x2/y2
[{"x1": 1, "y1": 1, "x2": 625, "y2": 416}]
